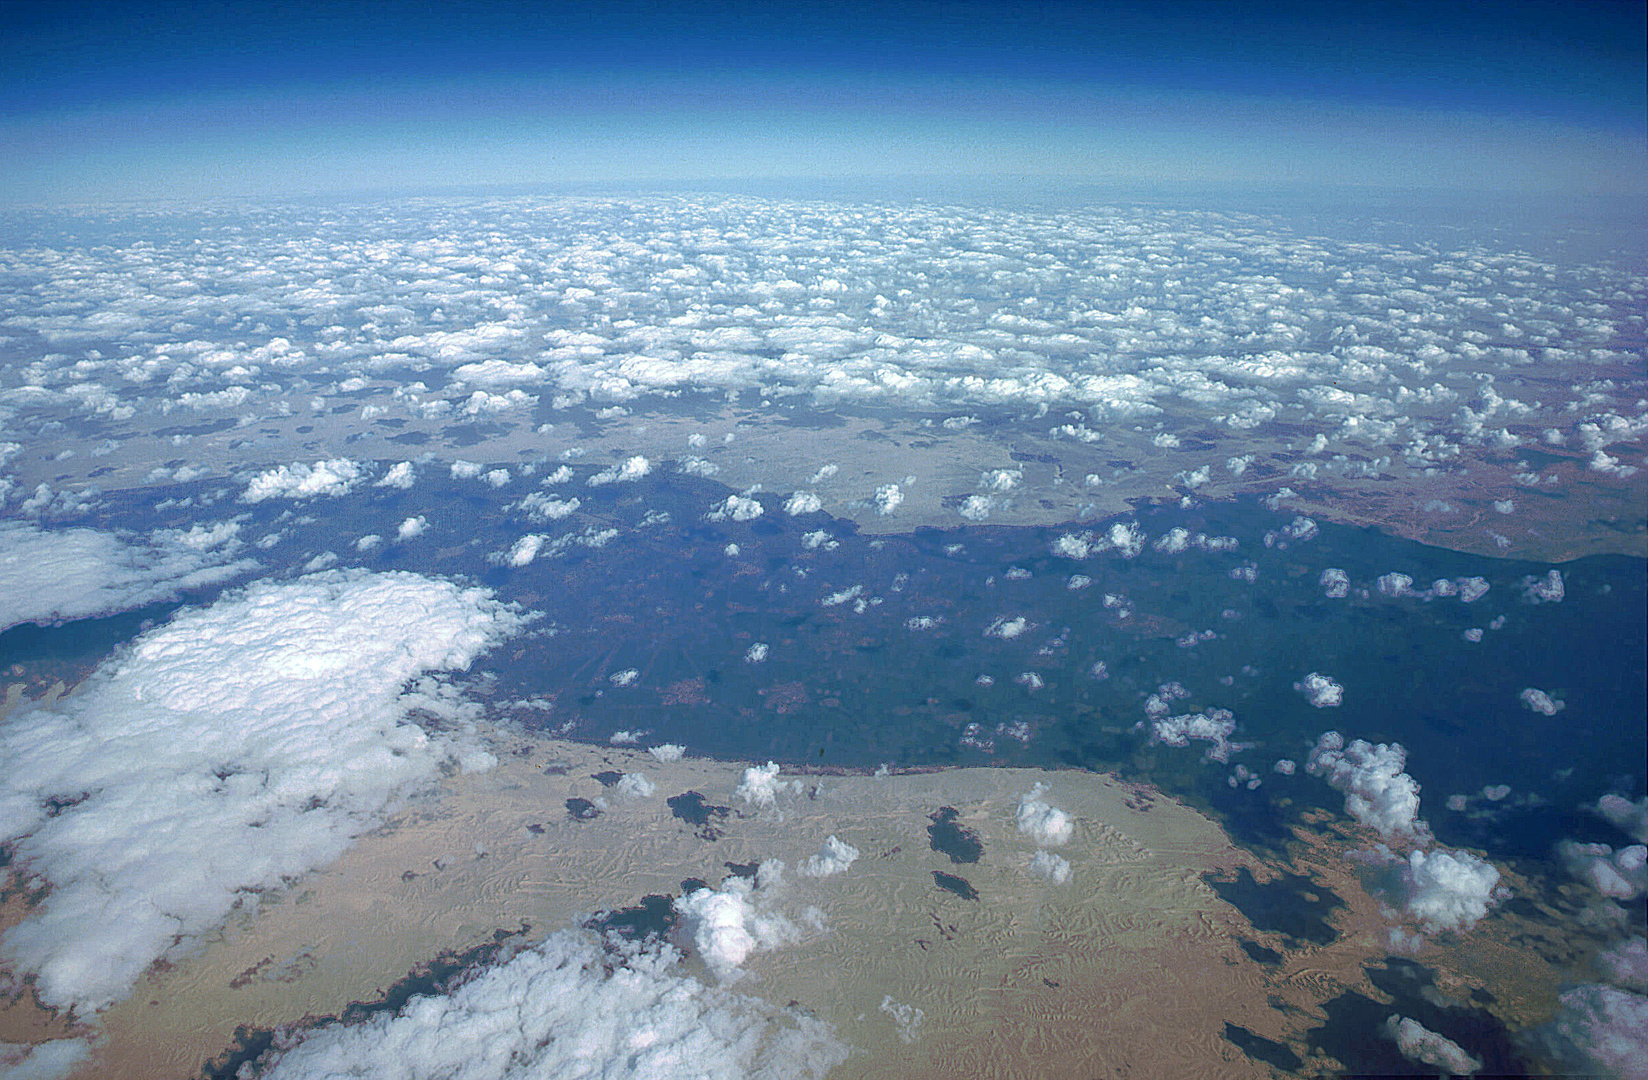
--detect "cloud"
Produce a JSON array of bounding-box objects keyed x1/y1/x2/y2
[
  {"x1": 244, "y1": 929, "x2": 847, "y2": 1079},
  {"x1": 0, "y1": 569, "x2": 522, "y2": 1014},
  {"x1": 798, "y1": 835, "x2": 860, "y2": 878},
  {"x1": 373, "y1": 461, "x2": 416, "y2": 489},
  {"x1": 744, "y1": 642, "x2": 769, "y2": 663},
  {"x1": 1307, "y1": 732, "x2": 1425, "y2": 839},
  {"x1": 1595, "y1": 795, "x2": 1648, "y2": 844},
  {"x1": 673, "y1": 861, "x2": 821, "y2": 982},
  {"x1": 784, "y1": 491, "x2": 822, "y2": 515},
  {"x1": 1029, "y1": 849, "x2": 1072, "y2": 884},
  {"x1": 1521, "y1": 569, "x2": 1566, "y2": 603},
  {"x1": 707, "y1": 494, "x2": 763, "y2": 522},
  {"x1": 588, "y1": 455, "x2": 652, "y2": 485},
  {"x1": 985, "y1": 616, "x2": 1029, "y2": 640},
  {"x1": 1376, "y1": 572, "x2": 1417, "y2": 598},
  {"x1": 958, "y1": 494, "x2": 993, "y2": 521},
  {"x1": 1149, "y1": 708, "x2": 1244, "y2": 764},
  {"x1": 735, "y1": 762, "x2": 800, "y2": 810},
  {"x1": 500, "y1": 534, "x2": 547, "y2": 567},
  {"x1": 649, "y1": 744, "x2": 687, "y2": 763},
  {"x1": 1016, "y1": 783, "x2": 1074, "y2": 846},
  {"x1": 880, "y1": 995, "x2": 926, "y2": 1045},
  {"x1": 396, "y1": 516, "x2": 427, "y2": 540},
  {"x1": 1319, "y1": 567, "x2": 1351, "y2": 598},
  {"x1": 1295, "y1": 672, "x2": 1344, "y2": 708},
  {"x1": 1374, "y1": 846, "x2": 1503, "y2": 932},
  {"x1": 242, "y1": 458, "x2": 362, "y2": 502},
  {"x1": 1520, "y1": 688, "x2": 1565, "y2": 716},
  {"x1": 873, "y1": 483, "x2": 903, "y2": 515},
  {"x1": 1598, "y1": 938, "x2": 1648, "y2": 993},
  {"x1": 514, "y1": 491, "x2": 581, "y2": 522},
  {"x1": 1558, "y1": 841, "x2": 1648, "y2": 900},
  {"x1": 1382, "y1": 1016, "x2": 1482, "y2": 1076},
  {"x1": 1538, "y1": 984, "x2": 1648, "y2": 1080},
  {"x1": 0, "y1": 521, "x2": 257, "y2": 632},
  {"x1": 617, "y1": 772, "x2": 656, "y2": 799},
  {"x1": 0, "y1": 1038, "x2": 93, "y2": 1080}
]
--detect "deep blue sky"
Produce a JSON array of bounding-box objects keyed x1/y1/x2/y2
[{"x1": 1, "y1": 0, "x2": 1643, "y2": 203}]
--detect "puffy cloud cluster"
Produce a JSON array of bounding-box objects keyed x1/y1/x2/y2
[
  {"x1": 1295, "y1": 672, "x2": 1344, "y2": 708},
  {"x1": 588, "y1": 455, "x2": 651, "y2": 486},
  {"x1": 374, "y1": 461, "x2": 416, "y2": 489},
  {"x1": 1149, "y1": 707, "x2": 1244, "y2": 764},
  {"x1": 984, "y1": 615, "x2": 1029, "y2": 639},
  {"x1": 707, "y1": 494, "x2": 763, "y2": 522},
  {"x1": 1381, "y1": 1016, "x2": 1482, "y2": 1076},
  {"x1": 1319, "y1": 567, "x2": 1351, "y2": 598},
  {"x1": 1029, "y1": 849, "x2": 1072, "y2": 884},
  {"x1": 1539, "y1": 984, "x2": 1648, "y2": 1080},
  {"x1": 1307, "y1": 732, "x2": 1424, "y2": 839},
  {"x1": 798, "y1": 835, "x2": 860, "y2": 878},
  {"x1": 245, "y1": 929, "x2": 847, "y2": 1079},
  {"x1": 1522, "y1": 569, "x2": 1566, "y2": 603},
  {"x1": 673, "y1": 861, "x2": 822, "y2": 983},
  {"x1": 1558, "y1": 841, "x2": 1648, "y2": 900},
  {"x1": 514, "y1": 491, "x2": 581, "y2": 522},
  {"x1": 241, "y1": 458, "x2": 362, "y2": 502},
  {"x1": 3, "y1": 197, "x2": 1643, "y2": 514},
  {"x1": 1595, "y1": 795, "x2": 1648, "y2": 844},
  {"x1": 1370, "y1": 847, "x2": 1503, "y2": 933},
  {"x1": 0, "y1": 569, "x2": 521, "y2": 1013},
  {"x1": 1015, "y1": 783, "x2": 1074, "y2": 846},
  {"x1": 783, "y1": 491, "x2": 822, "y2": 516},
  {"x1": 735, "y1": 762, "x2": 802, "y2": 810},
  {"x1": 0, "y1": 520, "x2": 256, "y2": 631},
  {"x1": 872, "y1": 483, "x2": 903, "y2": 516}
]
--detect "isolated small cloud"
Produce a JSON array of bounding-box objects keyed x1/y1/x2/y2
[
  {"x1": 798, "y1": 835, "x2": 860, "y2": 878},
  {"x1": 374, "y1": 461, "x2": 416, "y2": 489},
  {"x1": 784, "y1": 491, "x2": 822, "y2": 516},
  {"x1": 735, "y1": 762, "x2": 801, "y2": 810},
  {"x1": 588, "y1": 455, "x2": 652, "y2": 486},
  {"x1": 1016, "y1": 783, "x2": 1074, "y2": 846},
  {"x1": 1029, "y1": 849, "x2": 1071, "y2": 884},
  {"x1": 1521, "y1": 569, "x2": 1565, "y2": 603},
  {"x1": 1382, "y1": 1016, "x2": 1482, "y2": 1077},
  {"x1": 616, "y1": 773, "x2": 656, "y2": 799},
  {"x1": 707, "y1": 494, "x2": 763, "y2": 522},
  {"x1": 1520, "y1": 688, "x2": 1565, "y2": 716},
  {"x1": 1296, "y1": 672, "x2": 1344, "y2": 708}
]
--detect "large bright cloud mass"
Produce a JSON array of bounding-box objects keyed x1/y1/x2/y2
[{"x1": 0, "y1": 569, "x2": 523, "y2": 1013}]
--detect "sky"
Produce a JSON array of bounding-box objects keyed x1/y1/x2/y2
[{"x1": 1, "y1": 0, "x2": 1644, "y2": 204}]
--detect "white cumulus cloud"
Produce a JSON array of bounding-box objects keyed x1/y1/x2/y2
[{"x1": 241, "y1": 458, "x2": 362, "y2": 502}]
